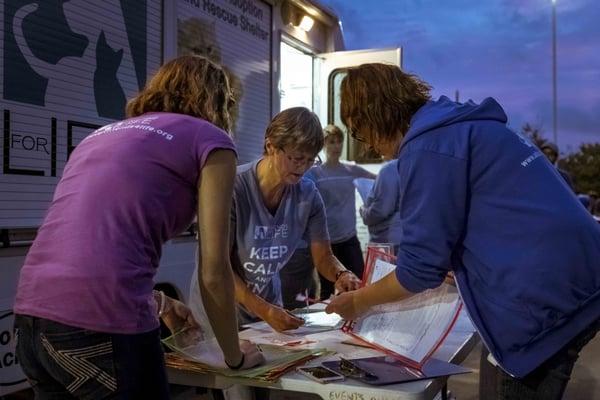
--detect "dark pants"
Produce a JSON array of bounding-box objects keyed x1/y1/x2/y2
[
  {"x1": 14, "y1": 314, "x2": 170, "y2": 400},
  {"x1": 319, "y1": 235, "x2": 364, "y2": 300},
  {"x1": 479, "y1": 318, "x2": 600, "y2": 400},
  {"x1": 279, "y1": 248, "x2": 318, "y2": 310}
]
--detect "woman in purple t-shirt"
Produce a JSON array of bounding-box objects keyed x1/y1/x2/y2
[{"x1": 13, "y1": 56, "x2": 263, "y2": 399}]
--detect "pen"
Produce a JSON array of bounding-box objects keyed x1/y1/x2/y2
[
  {"x1": 284, "y1": 309, "x2": 304, "y2": 321},
  {"x1": 305, "y1": 289, "x2": 309, "y2": 314},
  {"x1": 295, "y1": 292, "x2": 331, "y2": 305}
]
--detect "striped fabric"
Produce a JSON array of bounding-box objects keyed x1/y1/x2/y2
[{"x1": 41, "y1": 335, "x2": 117, "y2": 393}]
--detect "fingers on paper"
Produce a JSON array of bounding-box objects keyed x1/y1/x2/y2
[{"x1": 240, "y1": 340, "x2": 266, "y2": 368}]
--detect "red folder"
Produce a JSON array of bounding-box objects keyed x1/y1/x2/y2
[{"x1": 341, "y1": 247, "x2": 462, "y2": 371}]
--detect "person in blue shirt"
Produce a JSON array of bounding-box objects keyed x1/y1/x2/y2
[
  {"x1": 325, "y1": 63, "x2": 600, "y2": 400},
  {"x1": 305, "y1": 125, "x2": 375, "y2": 298},
  {"x1": 360, "y1": 159, "x2": 402, "y2": 248}
]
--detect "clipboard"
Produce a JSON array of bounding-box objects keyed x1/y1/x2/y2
[
  {"x1": 341, "y1": 247, "x2": 463, "y2": 370},
  {"x1": 322, "y1": 356, "x2": 471, "y2": 385}
]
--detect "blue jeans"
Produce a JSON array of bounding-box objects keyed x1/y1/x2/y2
[
  {"x1": 14, "y1": 314, "x2": 170, "y2": 400},
  {"x1": 479, "y1": 318, "x2": 600, "y2": 400}
]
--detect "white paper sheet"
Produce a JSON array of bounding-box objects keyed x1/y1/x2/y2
[
  {"x1": 353, "y1": 178, "x2": 375, "y2": 203},
  {"x1": 242, "y1": 311, "x2": 342, "y2": 334}
]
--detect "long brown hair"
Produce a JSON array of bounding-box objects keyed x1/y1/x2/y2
[
  {"x1": 340, "y1": 63, "x2": 431, "y2": 148},
  {"x1": 126, "y1": 55, "x2": 234, "y2": 132},
  {"x1": 263, "y1": 107, "x2": 323, "y2": 156}
]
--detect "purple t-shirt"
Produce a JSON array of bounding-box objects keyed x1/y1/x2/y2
[{"x1": 14, "y1": 112, "x2": 236, "y2": 334}]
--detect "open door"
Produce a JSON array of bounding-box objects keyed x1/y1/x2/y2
[{"x1": 314, "y1": 48, "x2": 402, "y2": 162}]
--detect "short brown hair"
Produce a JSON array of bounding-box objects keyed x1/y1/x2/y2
[
  {"x1": 323, "y1": 124, "x2": 344, "y2": 143},
  {"x1": 126, "y1": 55, "x2": 234, "y2": 132},
  {"x1": 264, "y1": 107, "x2": 323, "y2": 156},
  {"x1": 340, "y1": 63, "x2": 431, "y2": 145}
]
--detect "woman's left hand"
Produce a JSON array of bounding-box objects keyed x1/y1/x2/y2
[
  {"x1": 444, "y1": 271, "x2": 456, "y2": 287},
  {"x1": 161, "y1": 296, "x2": 203, "y2": 339},
  {"x1": 334, "y1": 271, "x2": 361, "y2": 293}
]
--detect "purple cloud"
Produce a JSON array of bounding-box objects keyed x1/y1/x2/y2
[{"x1": 320, "y1": 0, "x2": 600, "y2": 151}]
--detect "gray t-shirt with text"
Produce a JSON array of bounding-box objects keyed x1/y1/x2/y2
[{"x1": 233, "y1": 160, "x2": 329, "y2": 321}]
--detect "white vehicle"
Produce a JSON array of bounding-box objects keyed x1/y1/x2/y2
[{"x1": 0, "y1": 0, "x2": 400, "y2": 393}]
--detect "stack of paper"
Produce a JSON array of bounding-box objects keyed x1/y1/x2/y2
[
  {"x1": 162, "y1": 331, "x2": 330, "y2": 382},
  {"x1": 353, "y1": 178, "x2": 375, "y2": 203}
]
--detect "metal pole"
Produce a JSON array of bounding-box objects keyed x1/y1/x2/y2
[{"x1": 552, "y1": 0, "x2": 558, "y2": 145}]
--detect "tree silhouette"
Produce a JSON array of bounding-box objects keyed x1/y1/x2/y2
[
  {"x1": 558, "y1": 144, "x2": 600, "y2": 194},
  {"x1": 521, "y1": 123, "x2": 548, "y2": 148},
  {"x1": 520, "y1": 123, "x2": 600, "y2": 194}
]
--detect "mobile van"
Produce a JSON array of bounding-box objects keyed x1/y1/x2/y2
[{"x1": 0, "y1": 0, "x2": 400, "y2": 392}]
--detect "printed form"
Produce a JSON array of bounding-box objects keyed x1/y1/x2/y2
[{"x1": 351, "y1": 258, "x2": 461, "y2": 365}]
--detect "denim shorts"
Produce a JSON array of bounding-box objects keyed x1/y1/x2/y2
[{"x1": 14, "y1": 314, "x2": 170, "y2": 400}]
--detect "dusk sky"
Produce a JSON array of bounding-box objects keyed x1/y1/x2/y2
[{"x1": 320, "y1": 0, "x2": 600, "y2": 155}]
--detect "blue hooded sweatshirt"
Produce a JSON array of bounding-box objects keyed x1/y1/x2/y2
[{"x1": 394, "y1": 96, "x2": 600, "y2": 377}]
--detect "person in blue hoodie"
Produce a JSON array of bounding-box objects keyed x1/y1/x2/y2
[
  {"x1": 360, "y1": 159, "x2": 402, "y2": 249},
  {"x1": 325, "y1": 63, "x2": 600, "y2": 400}
]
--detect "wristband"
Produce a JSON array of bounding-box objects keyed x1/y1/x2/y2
[
  {"x1": 225, "y1": 353, "x2": 245, "y2": 370},
  {"x1": 335, "y1": 269, "x2": 352, "y2": 281}
]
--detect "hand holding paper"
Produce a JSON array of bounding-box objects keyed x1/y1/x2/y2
[
  {"x1": 334, "y1": 270, "x2": 362, "y2": 293},
  {"x1": 325, "y1": 291, "x2": 369, "y2": 320},
  {"x1": 263, "y1": 304, "x2": 305, "y2": 332},
  {"x1": 239, "y1": 339, "x2": 266, "y2": 369},
  {"x1": 327, "y1": 271, "x2": 410, "y2": 320},
  {"x1": 161, "y1": 297, "x2": 203, "y2": 339}
]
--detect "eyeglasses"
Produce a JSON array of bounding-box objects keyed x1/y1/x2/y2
[
  {"x1": 338, "y1": 358, "x2": 378, "y2": 381},
  {"x1": 280, "y1": 148, "x2": 322, "y2": 168}
]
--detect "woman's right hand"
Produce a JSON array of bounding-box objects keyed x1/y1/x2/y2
[
  {"x1": 325, "y1": 290, "x2": 369, "y2": 320},
  {"x1": 263, "y1": 305, "x2": 304, "y2": 332},
  {"x1": 236, "y1": 340, "x2": 265, "y2": 369}
]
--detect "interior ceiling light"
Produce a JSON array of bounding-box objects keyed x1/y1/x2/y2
[
  {"x1": 281, "y1": 1, "x2": 315, "y2": 32},
  {"x1": 298, "y1": 15, "x2": 314, "y2": 32}
]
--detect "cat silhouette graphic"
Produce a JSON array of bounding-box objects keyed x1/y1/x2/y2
[
  {"x1": 4, "y1": 0, "x2": 89, "y2": 105},
  {"x1": 94, "y1": 31, "x2": 126, "y2": 119}
]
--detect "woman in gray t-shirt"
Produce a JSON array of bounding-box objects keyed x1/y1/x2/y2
[{"x1": 191, "y1": 107, "x2": 361, "y2": 333}]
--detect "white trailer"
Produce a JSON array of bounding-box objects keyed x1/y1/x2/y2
[{"x1": 0, "y1": 0, "x2": 400, "y2": 393}]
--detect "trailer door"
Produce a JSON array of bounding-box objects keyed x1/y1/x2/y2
[
  {"x1": 314, "y1": 48, "x2": 401, "y2": 254},
  {"x1": 315, "y1": 48, "x2": 401, "y2": 163}
]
